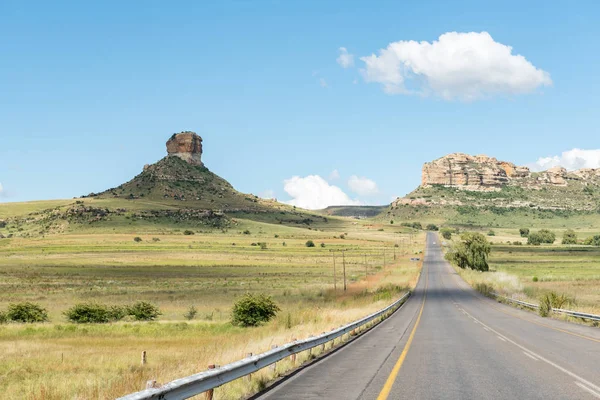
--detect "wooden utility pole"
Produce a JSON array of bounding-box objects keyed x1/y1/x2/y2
[
  {"x1": 332, "y1": 252, "x2": 337, "y2": 294},
  {"x1": 364, "y1": 254, "x2": 368, "y2": 288},
  {"x1": 342, "y1": 250, "x2": 347, "y2": 291}
]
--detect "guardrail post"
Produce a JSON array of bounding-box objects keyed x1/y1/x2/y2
[
  {"x1": 291, "y1": 339, "x2": 297, "y2": 365},
  {"x1": 141, "y1": 350, "x2": 147, "y2": 366},
  {"x1": 270, "y1": 345, "x2": 277, "y2": 372},
  {"x1": 246, "y1": 353, "x2": 253, "y2": 381},
  {"x1": 205, "y1": 365, "x2": 216, "y2": 400},
  {"x1": 321, "y1": 333, "x2": 326, "y2": 352},
  {"x1": 145, "y1": 380, "x2": 157, "y2": 389}
]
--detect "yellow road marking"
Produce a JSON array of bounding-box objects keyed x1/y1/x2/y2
[{"x1": 377, "y1": 267, "x2": 429, "y2": 400}]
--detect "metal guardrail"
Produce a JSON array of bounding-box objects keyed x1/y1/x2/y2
[
  {"x1": 118, "y1": 291, "x2": 412, "y2": 400},
  {"x1": 491, "y1": 292, "x2": 600, "y2": 322}
]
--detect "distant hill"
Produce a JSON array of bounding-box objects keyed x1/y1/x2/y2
[
  {"x1": 383, "y1": 153, "x2": 600, "y2": 228},
  {"x1": 0, "y1": 132, "x2": 335, "y2": 238},
  {"x1": 322, "y1": 205, "x2": 387, "y2": 218},
  {"x1": 90, "y1": 131, "x2": 270, "y2": 212}
]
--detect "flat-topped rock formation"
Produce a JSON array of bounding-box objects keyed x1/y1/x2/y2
[{"x1": 166, "y1": 131, "x2": 203, "y2": 166}]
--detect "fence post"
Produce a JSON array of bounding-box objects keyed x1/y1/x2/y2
[{"x1": 141, "y1": 350, "x2": 147, "y2": 366}]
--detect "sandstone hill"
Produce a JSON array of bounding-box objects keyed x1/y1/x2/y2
[
  {"x1": 93, "y1": 131, "x2": 271, "y2": 211},
  {"x1": 392, "y1": 153, "x2": 600, "y2": 212}
]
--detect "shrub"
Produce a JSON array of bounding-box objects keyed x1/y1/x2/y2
[
  {"x1": 487, "y1": 230, "x2": 495, "y2": 236},
  {"x1": 305, "y1": 240, "x2": 315, "y2": 247},
  {"x1": 128, "y1": 301, "x2": 161, "y2": 321},
  {"x1": 231, "y1": 293, "x2": 280, "y2": 327},
  {"x1": 583, "y1": 235, "x2": 600, "y2": 246},
  {"x1": 6, "y1": 302, "x2": 49, "y2": 323},
  {"x1": 259, "y1": 242, "x2": 268, "y2": 250},
  {"x1": 426, "y1": 224, "x2": 439, "y2": 231},
  {"x1": 474, "y1": 283, "x2": 493, "y2": 297},
  {"x1": 152, "y1": 237, "x2": 160, "y2": 242},
  {"x1": 532, "y1": 276, "x2": 538, "y2": 282},
  {"x1": 133, "y1": 237, "x2": 142, "y2": 242},
  {"x1": 519, "y1": 228, "x2": 530, "y2": 237},
  {"x1": 65, "y1": 303, "x2": 125, "y2": 323},
  {"x1": 339, "y1": 234, "x2": 346, "y2": 239},
  {"x1": 320, "y1": 242, "x2": 326, "y2": 248},
  {"x1": 512, "y1": 241, "x2": 522, "y2": 245},
  {"x1": 562, "y1": 229, "x2": 577, "y2": 244},
  {"x1": 0, "y1": 311, "x2": 7, "y2": 324},
  {"x1": 282, "y1": 242, "x2": 287, "y2": 246},
  {"x1": 184, "y1": 306, "x2": 198, "y2": 320},
  {"x1": 274, "y1": 234, "x2": 279, "y2": 238},
  {"x1": 243, "y1": 230, "x2": 251, "y2": 235},
  {"x1": 183, "y1": 230, "x2": 195, "y2": 235},
  {"x1": 390, "y1": 220, "x2": 394, "y2": 224},
  {"x1": 539, "y1": 292, "x2": 570, "y2": 317},
  {"x1": 440, "y1": 228, "x2": 452, "y2": 240},
  {"x1": 528, "y1": 229, "x2": 555, "y2": 245}
]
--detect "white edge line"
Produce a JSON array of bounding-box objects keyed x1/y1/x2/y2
[
  {"x1": 575, "y1": 381, "x2": 600, "y2": 399},
  {"x1": 522, "y1": 351, "x2": 538, "y2": 361},
  {"x1": 459, "y1": 308, "x2": 600, "y2": 394}
]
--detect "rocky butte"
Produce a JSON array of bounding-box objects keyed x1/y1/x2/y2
[{"x1": 166, "y1": 131, "x2": 203, "y2": 166}]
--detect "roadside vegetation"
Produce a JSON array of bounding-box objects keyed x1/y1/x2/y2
[
  {"x1": 443, "y1": 228, "x2": 600, "y2": 322},
  {"x1": 0, "y1": 203, "x2": 424, "y2": 399}
]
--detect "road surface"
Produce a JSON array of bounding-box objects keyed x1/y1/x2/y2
[{"x1": 257, "y1": 232, "x2": 600, "y2": 399}]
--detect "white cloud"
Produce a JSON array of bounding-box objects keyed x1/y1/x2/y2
[
  {"x1": 348, "y1": 175, "x2": 379, "y2": 196},
  {"x1": 259, "y1": 189, "x2": 275, "y2": 199},
  {"x1": 329, "y1": 169, "x2": 340, "y2": 180},
  {"x1": 529, "y1": 149, "x2": 600, "y2": 172},
  {"x1": 360, "y1": 31, "x2": 552, "y2": 101},
  {"x1": 283, "y1": 175, "x2": 361, "y2": 210},
  {"x1": 319, "y1": 78, "x2": 328, "y2": 88},
  {"x1": 336, "y1": 47, "x2": 355, "y2": 68}
]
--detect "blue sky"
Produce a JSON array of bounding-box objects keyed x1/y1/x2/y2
[{"x1": 2, "y1": 0, "x2": 600, "y2": 207}]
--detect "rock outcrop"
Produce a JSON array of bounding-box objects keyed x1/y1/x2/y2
[
  {"x1": 421, "y1": 153, "x2": 529, "y2": 191},
  {"x1": 166, "y1": 131, "x2": 203, "y2": 166},
  {"x1": 419, "y1": 153, "x2": 599, "y2": 192}
]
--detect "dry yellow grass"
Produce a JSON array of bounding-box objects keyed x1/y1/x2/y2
[{"x1": 0, "y1": 220, "x2": 424, "y2": 399}]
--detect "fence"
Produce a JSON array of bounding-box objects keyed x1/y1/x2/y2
[{"x1": 118, "y1": 291, "x2": 412, "y2": 400}]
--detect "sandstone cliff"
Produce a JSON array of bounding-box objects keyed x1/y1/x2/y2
[
  {"x1": 166, "y1": 131, "x2": 203, "y2": 166},
  {"x1": 420, "y1": 153, "x2": 575, "y2": 191},
  {"x1": 395, "y1": 152, "x2": 600, "y2": 211}
]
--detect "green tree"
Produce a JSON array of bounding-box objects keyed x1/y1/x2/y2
[
  {"x1": 562, "y1": 229, "x2": 577, "y2": 245},
  {"x1": 445, "y1": 232, "x2": 491, "y2": 271},
  {"x1": 583, "y1": 235, "x2": 600, "y2": 246},
  {"x1": 305, "y1": 240, "x2": 315, "y2": 247},
  {"x1": 519, "y1": 228, "x2": 530, "y2": 237},
  {"x1": 440, "y1": 228, "x2": 452, "y2": 240},
  {"x1": 426, "y1": 224, "x2": 439, "y2": 231},
  {"x1": 231, "y1": 293, "x2": 280, "y2": 327},
  {"x1": 528, "y1": 229, "x2": 555, "y2": 245}
]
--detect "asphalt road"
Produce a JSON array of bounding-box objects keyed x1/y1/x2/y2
[{"x1": 257, "y1": 232, "x2": 600, "y2": 399}]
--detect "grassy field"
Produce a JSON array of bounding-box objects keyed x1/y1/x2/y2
[
  {"x1": 0, "y1": 206, "x2": 424, "y2": 399},
  {"x1": 447, "y1": 229, "x2": 600, "y2": 318}
]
